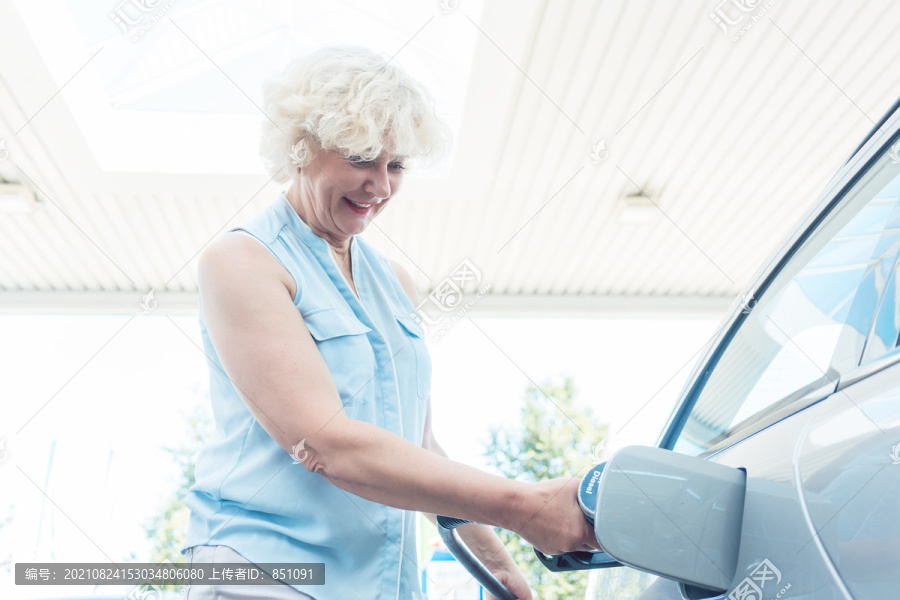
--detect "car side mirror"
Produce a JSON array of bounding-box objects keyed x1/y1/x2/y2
[{"x1": 593, "y1": 446, "x2": 746, "y2": 592}]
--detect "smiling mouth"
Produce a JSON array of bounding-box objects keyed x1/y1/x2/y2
[{"x1": 343, "y1": 196, "x2": 381, "y2": 215}]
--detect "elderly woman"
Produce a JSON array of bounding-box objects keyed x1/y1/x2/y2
[{"x1": 182, "y1": 46, "x2": 599, "y2": 600}]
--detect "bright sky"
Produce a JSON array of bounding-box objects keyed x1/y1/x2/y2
[{"x1": 0, "y1": 313, "x2": 718, "y2": 600}]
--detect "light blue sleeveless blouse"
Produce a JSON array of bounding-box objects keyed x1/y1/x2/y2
[{"x1": 183, "y1": 192, "x2": 431, "y2": 600}]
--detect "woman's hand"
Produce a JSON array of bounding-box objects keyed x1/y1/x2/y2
[
  {"x1": 446, "y1": 521, "x2": 533, "y2": 600},
  {"x1": 483, "y1": 560, "x2": 533, "y2": 600},
  {"x1": 478, "y1": 477, "x2": 601, "y2": 599},
  {"x1": 480, "y1": 551, "x2": 533, "y2": 600},
  {"x1": 514, "y1": 477, "x2": 601, "y2": 556}
]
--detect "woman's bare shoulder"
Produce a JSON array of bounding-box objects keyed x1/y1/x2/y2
[{"x1": 199, "y1": 230, "x2": 296, "y2": 299}]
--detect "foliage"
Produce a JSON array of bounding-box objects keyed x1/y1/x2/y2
[
  {"x1": 143, "y1": 404, "x2": 213, "y2": 590},
  {"x1": 483, "y1": 377, "x2": 607, "y2": 600}
]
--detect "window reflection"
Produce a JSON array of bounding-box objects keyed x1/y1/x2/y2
[{"x1": 675, "y1": 147, "x2": 900, "y2": 455}]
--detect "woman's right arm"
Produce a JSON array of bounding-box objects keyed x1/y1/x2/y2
[{"x1": 197, "y1": 232, "x2": 599, "y2": 556}]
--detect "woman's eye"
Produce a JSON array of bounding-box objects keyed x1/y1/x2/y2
[{"x1": 346, "y1": 155, "x2": 403, "y2": 171}]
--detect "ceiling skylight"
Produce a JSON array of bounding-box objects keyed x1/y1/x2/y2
[{"x1": 14, "y1": 0, "x2": 483, "y2": 175}]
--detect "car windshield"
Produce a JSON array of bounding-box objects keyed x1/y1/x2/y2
[{"x1": 674, "y1": 142, "x2": 900, "y2": 456}]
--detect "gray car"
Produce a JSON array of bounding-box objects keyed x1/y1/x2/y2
[{"x1": 440, "y1": 97, "x2": 900, "y2": 600}]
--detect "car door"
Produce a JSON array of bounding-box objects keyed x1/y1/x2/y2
[{"x1": 587, "y1": 101, "x2": 900, "y2": 600}]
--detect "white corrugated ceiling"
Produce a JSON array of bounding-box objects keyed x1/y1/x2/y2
[{"x1": 1, "y1": 0, "x2": 899, "y2": 316}]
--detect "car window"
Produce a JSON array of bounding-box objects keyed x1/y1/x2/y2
[
  {"x1": 585, "y1": 567, "x2": 660, "y2": 599},
  {"x1": 673, "y1": 144, "x2": 900, "y2": 456},
  {"x1": 861, "y1": 249, "x2": 900, "y2": 363}
]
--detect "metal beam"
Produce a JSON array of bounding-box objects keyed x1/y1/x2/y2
[{"x1": 0, "y1": 291, "x2": 733, "y2": 318}]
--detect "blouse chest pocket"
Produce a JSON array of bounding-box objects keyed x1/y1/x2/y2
[
  {"x1": 394, "y1": 314, "x2": 432, "y2": 401},
  {"x1": 303, "y1": 308, "x2": 371, "y2": 339},
  {"x1": 302, "y1": 308, "x2": 375, "y2": 413}
]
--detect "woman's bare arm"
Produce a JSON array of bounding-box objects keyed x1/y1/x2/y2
[
  {"x1": 197, "y1": 232, "x2": 597, "y2": 555},
  {"x1": 389, "y1": 259, "x2": 522, "y2": 567},
  {"x1": 419, "y1": 401, "x2": 525, "y2": 582}
]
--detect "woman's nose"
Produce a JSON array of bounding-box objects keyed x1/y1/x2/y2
[{"x1": 366, "y1": 164, "x2": 391, "y2": 200}]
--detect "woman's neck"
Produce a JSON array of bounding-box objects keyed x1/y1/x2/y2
[
  {"x1": 286, "y1": 184, "x2": 352, "y2": 255},
  {"x1": 329, "y1": 243, "x2": 352, "y2": 268}
]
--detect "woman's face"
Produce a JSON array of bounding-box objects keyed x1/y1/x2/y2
[{"x1": 295, "y1": 147, "x2": 406, "y2": 241}]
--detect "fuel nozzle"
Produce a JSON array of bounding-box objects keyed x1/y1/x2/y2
[{"x1": 577, "y1": 463, "x2": 606, "y2": 524}]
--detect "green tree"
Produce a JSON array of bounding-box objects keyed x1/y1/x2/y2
[
  {"x1": 143, "y1": 404, "x2": 213, "y2": 590},
  {"x1": 483, "y1": 377, "x2": 607, "y2": 600}
]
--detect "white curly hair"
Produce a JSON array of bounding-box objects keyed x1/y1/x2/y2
[{"x1": 259, "y1": 45, "x2": 453, "y2": 183}]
